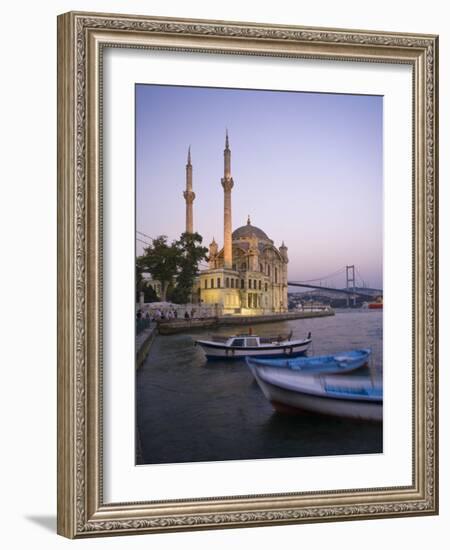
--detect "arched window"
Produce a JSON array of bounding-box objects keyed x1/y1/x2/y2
[
  {"x1": 204, "y1": 279, "x2": 208, "y2": 289},
  {"x1": 241, "y1": 279, "x2": 244, "y2": 289},
  {"x1": 226, "y1": 277, "x2": 230, "y2": 288},
  {"x1": 217, "y1": 278, "x2": 221, "y2": 288},
  {"x1": 260, "y1": 263, "x2": 263, "y2": 272},
  {"x1": 211, "y1": 279, "x2": 215, "y2": 288},
  {"x1": 259, "y1": 280, "x2": 262, "y2": 290},
  {"x1": 231, "y1": 278, "x2": 234, "y2": 288},
  {"x1": 253, "y1": 279, "x2": 257, "y2": 289},
  {"x1": 241, "y1": 262, "x2": 246, "y2": 271},
  {"x1": 275, "y1": 268, "x2": 278, "y2": 283}
]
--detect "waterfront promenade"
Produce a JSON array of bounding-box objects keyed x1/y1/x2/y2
[
  {"x1": 157, "y1": 308, "x2": 334, "y2": 335},
  {"x1": 136, "y1": 321, "x2": 157, "y2": 369}
]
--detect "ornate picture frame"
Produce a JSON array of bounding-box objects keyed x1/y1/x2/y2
[{"x1": 57, "y1": 11, "x2": 438, "y2": 538}]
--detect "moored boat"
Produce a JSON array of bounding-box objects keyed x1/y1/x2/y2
[
  {"x1": 195, "y1": 332, "x2": 312, "y2": 360},
  {"x1": 246, "y1": 349, "x2": 371, "y2": 374},
  {"x1": 368, "y1": 296, "x2": 383, "y2": 309},
  {"x1": 247, "y1": 360, "x2": 382, "y2": 421}
]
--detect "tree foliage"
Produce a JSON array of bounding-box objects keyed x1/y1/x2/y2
[
  {"x1": 137, "y1": 236, "x2": 179, "y2": 301},
  {"x1": 135, "y1": 270, "x2": 159, "y2": 303},
  {"x1": 136, "y1": 265, "x2": 153, "y2": 302},
  {"x1": 137, "y1": 232, "x2": 207, "y2": 304},
  {"x1": 170, "y1": 232, "x2": 208, "y2": 303}
]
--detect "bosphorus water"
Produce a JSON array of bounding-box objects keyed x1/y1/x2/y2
[{"x1": 136, "y1": 309, "x2": 382, "y2": 465}]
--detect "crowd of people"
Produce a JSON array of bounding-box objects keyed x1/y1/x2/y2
[{"x1": 136, "y1": 308, "x2": 199, "y2": 322}]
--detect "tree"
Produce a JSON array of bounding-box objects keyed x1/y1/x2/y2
[
  {"x1": 137, "y1": 236, "x2": 180, "y2": 302},
  {"x1": 136, "y1": 263, "x2": 160, "y2": 302},
  {"x1": 137, "y1": 232, "x2": 208, "y2": 305},
  {"x1": 143, "y1": 285, "x2": 158, "y2": 303},
  {"x1": 170, "y1": 232, "x2": 208, "y2": 304}
]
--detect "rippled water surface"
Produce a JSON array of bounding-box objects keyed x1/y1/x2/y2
[{"x1": 136, "y1": 310, "x2": 382, "y2": 465}]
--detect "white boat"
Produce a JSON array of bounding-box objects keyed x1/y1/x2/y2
[
  {"x1": 246, "y1": 349, "x2": 371, "y2": 374},
  {"x1": 195, "y1": 332, "x2": 312, "y2": 360},
  {"x1": 247, "y1": 361, "x2": 382, "y2": 421}
]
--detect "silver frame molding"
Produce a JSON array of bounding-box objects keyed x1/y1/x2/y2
[{"x1": 57, "y1": 11, "x2": 439, "y2": 538}]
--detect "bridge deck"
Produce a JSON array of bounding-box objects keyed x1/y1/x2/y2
[{"x1": 288, "y1": 282, "x2": 382, "y2": 299}]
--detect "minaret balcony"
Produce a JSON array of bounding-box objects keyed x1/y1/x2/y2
[
  {"x1": 183, "y1": 190, "x2": 195, "y2": 203},
  {"x1": 221, "y1": 177, "x2": 234, "y2": 192}
]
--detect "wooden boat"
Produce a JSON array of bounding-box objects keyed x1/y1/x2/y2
[
  {"x1": 247, "y1": 361, "x2": 382, "y2": 421},
  {"x1": 246, "y1": 349, "x2": 371, "y2": 374},
  {"x1": 195, "y1": 332, "x2": 312, "y2": 360}
]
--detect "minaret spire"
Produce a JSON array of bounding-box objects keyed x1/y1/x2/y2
[
  {"x1": 183, "y1": 145, "x2": 195, "y2": 233},
  {"x1": 221, "y1": 130, "x2": 234, "y2": 269},
  {"x1": 224, "y1": 129, "x2": 231, "y2": 180}
]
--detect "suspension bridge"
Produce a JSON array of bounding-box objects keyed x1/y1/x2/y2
[{"x1": 288, "y1": 265, "x2": 382, "y2": 306}]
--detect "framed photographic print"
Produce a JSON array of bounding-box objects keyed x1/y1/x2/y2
[{"x1": 57, "y1": 11, "x2": 439, "y2": 538}]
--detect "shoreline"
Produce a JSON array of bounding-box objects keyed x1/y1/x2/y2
[
  {"x1": 157, "y1": 309, "x2": 334, "y2": 335},
  {"x1": 136, "y1": 323, "x2": 157, "y2": 368}
]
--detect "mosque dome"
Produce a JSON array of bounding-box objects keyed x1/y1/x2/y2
[{"x1": 232, "y1": 216, "x2": 270, "y2": 242}]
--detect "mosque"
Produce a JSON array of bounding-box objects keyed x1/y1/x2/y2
[{"x1": 185, "y1": 132, "x2": 289, "y2": 315}]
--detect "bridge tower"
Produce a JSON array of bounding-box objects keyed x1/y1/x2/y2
[{"x1": 346, "y1": 265, "x2": 356, "y2": 307}]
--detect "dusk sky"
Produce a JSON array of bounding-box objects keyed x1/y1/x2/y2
[{"x1": 136, "y1": 84, "x2": 383, "y2": 289}]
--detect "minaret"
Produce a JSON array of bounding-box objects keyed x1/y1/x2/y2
[
  {"x1": 221, "y1": 130, "x2": 234, "y2": 269},
  {"x1": 249, "y1": 231, "x2": 259, "y2": 272},
  {"x1": 280, "y1": 241, "x2": 289, "y2": 307},
  {"x1": 280, "y1": 241, "x2": 288, "y2": 261},
  {"x1": 209, "y1": 237, "x2": 218, "y2": 269},
  {"x1": 183, "y1": 146, "x2": 195, "y2": 233}
]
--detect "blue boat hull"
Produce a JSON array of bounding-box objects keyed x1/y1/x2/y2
[{"x1": 246, "y1": 349, "x2": 371, "y2": 374}]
